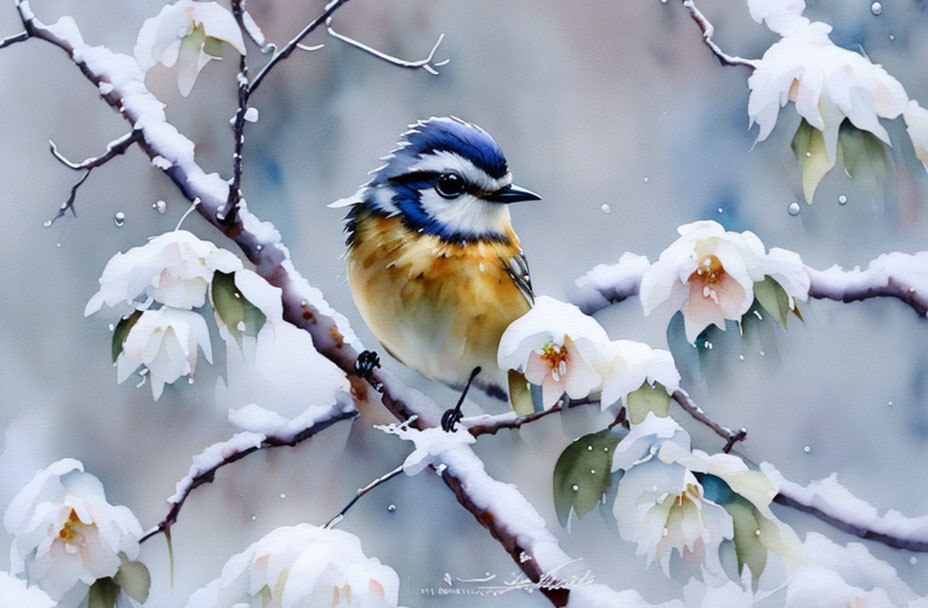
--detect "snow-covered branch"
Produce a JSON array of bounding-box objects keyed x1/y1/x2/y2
[
  {"x1": 678, "y1": 0, "x2": 758, "y2": 69},
  {"x1": 0, "y1": 29, "x2": 27, "y2": 49},
  {"x1": 461, "y1": 405, "x2": 564, "y2": 436},
  {"x1": 139, "y1": 401, "x2": 358, "y2": 544},
  {"x1": 573, "y1": 251, "x2": 928, "y2": 318},
  {"x1": 763, "y1": 464, "x2": 928, "y2": 553}
]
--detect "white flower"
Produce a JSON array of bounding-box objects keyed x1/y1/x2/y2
[
  {"x1": 3, "y1": 459, "x2": 143, "y2": 608},
  {"x1": 185, "y1": 524, "x2": 404, "y2": 608},
  {"x1": 748, "y1": 0, "x2": 807, "y2": 36},
  {"x1": 117, "y1": 307, "x2": 213, "y2": 400},
  {"x1": 785, "y1": 532, "x2": 925, "y2": 607},
  {"x1": 376, "y1": 419, "x2": 475, "y2": 475},
  {"x1": 640, "y1": 221, "x2": 766, "y2": 344},
  {"x1": 593, "y1": 340, "x2": 680, "y2": 409},
  {"x1": 904, "y1": 101, "x2": 928, "y2": 173},
  {"x1": 0, "y1": 572, "x2": 55, "y2": 608},
  {"x1": 85, "y1": 230, "x2": 242, "y2": 314},
  {"x1": 611, "y1": 414, "x2": 733, "y2": 576},
  {"x1": 498, "y1": 296, "x2": 608, "y2": 408},
  {"x1": 134, "y1": 0, "x2": 246, "y2": 96},
  {"x1": 747, "y1": 18, "x2": 908, "y2": 165}
]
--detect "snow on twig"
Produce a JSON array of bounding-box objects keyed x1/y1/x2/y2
[
  {"x1": 763, "y1": 463, "x2": 928, "y2": 552},
  {"x1": 140, "y1": 398, "x2": 358, "y2": 543},
  {"x1": 326, "y1": 19, "x2": 449, "y2": 75},
  {"x1": 678, "y1": 0, "x2": 759, "y2": 69}
]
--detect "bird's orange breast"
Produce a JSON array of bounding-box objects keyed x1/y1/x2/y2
[{"x1": 347, "y1": 211, "x2": 531, "y2": 393}]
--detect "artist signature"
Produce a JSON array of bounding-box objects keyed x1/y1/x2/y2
[{"x1": 419, "y1": 561, "x2": 594, "y2": 597}]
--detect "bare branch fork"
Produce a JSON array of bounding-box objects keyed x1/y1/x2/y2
[
  {"x1": 45, "y1": 130, "x2": 141, "y2": 224},
  {"x1": 678, "y1": 0, "x2": 759, "y2": 69},
  {"x1": 325, "y1": 19, "x2": 449, "y2": 75},
  {"x1": 139, "y1": 405, "x2": 359, "y2": 544}
]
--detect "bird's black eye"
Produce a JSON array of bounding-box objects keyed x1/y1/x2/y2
[{"x1": 435, "y1": 173, "x2": 465, "y2": 199}]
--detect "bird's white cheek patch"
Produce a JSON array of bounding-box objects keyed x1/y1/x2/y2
[{"x1": 418, "y1": 190, "x2": 511, "y2": 238}]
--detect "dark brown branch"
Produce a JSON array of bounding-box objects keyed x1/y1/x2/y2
[
  {"x1": 248, "y1": 0, "x2": 353, "y2": 95},
  {"x1": 672, "y1": 389, "x2": 747, "y2": 452},
  {"x1": 46, "y1": 169, "x2": 90, "y2": 226},
  {"x1": 463, "y1": 405, "x2": 564, "y2": 437},
  {"x1": 139, "y1": 406, "x2": 358, "y2": 544},
  {"x1": 48, "y1": 130, "x2": 140, "y2": 170},
  {"x1": 0, "y1": 30, "x2": 28, "y2": 49},
  {"x1": 773, "y1": 492, "x2": 928, "y2": 552}
]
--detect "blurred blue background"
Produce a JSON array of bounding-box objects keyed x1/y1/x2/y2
[{"x1": 2, "y1": 0, "x2": 928, "y2": 605}]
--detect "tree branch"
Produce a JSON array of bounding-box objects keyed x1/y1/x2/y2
[
  {"x1": 672, "y1": 389, "x2": 747, "y2": 452},
  {"x1": 140, "y1": 403, "x2": 358, "y2": 544},
  {"x1": 248, "y1": 0, "x2": 353, "y2": 95},
  {"x1": 326, "y1": 20, "x2": 449, "y2": 75},
  {"x1": 0, "y1": 29, "x2": 27, "y2": 49},
  {"x1": 677, "y1": 0, "x2": 759, "y2": 69},
  {"x1": 324, "y1": 465, "x2": 404, "y2": 529},
  {"x1": 573, "y1": 252, "x2": 928, "y2": 319}
]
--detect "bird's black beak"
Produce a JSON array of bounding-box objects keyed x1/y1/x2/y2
[{"x1": 483, "y1": 183, "x2": 542, "y2": 204}]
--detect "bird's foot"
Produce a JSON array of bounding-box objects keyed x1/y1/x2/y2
[
  {"x1": 441, "y1": 366, "x2": 481, "y2": 432},
  {"x1": 354, "y1": 350, "x2": 383, "y2": 391}
]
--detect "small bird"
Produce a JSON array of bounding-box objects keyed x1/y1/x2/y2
[{"x1": 334, "y1": 116, "x2": 540, "y2": 408}]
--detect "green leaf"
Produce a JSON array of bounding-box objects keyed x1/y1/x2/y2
[
  {"x1": 115, "y1": 552, "x2": 151, "y2": 604},
  {"x1": 723, "y1": 495, "x2": 767, "y2": 590},
  {"x1": 211, "y1": 271, "x2": 266, "y2": 349},
  {"x1": 626, "y1": 381, "x2": 671, "y2": 424},
  {"x1": 112, "y1": 310, "x2": 143, "y2": 362},
  {"x1": 88, "y1": 577, "x2": 119, "y2": 608},
  {"x1": 552, "y1": 429, "x2": 620, "y2": 527},
  {"x1": 839, "y1": 121, "x2": 891, "y2": 206},
  {"x1": 791, "y1": 118, "x2": 835, "y2": 203},
  {"x1": 508, "y1": 370, "x2": 534, "y2": 416},
  {"x1": 752, "y1": 277, "x2": 791, "y2": 328}
]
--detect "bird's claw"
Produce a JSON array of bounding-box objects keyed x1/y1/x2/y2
[
  {"x1": 441, "y1": 407, "x2": 463, "y2": 432},
  {"x1": 354, "y1": 350, "x2": 383, "y2": 391}
]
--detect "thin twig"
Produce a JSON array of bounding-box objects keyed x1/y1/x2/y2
[
  {"x1": 679, "y1": 0, "x2": 759, "y2": 69},
  {"x1": 248, "y1": 0, "x2": 353, "y2": 95},
  {"x1": 672, "y1": 389, "x2": 747, "y2": 452},
  {"x1": 139, "y1": 406, "x2": 358, "y2": 544},
  {"x1": 47, "y1": 170, "x2": 90, "y2": 226},
  {"x1": 48, "y1": 130, "x2": 140, "y2": 170},
  {"x1": 324, "y1": 465, "x2": 404, "y2": 529},
  {"x1": 327, "y1": 21, "x2": 448, "y2": 74},
  {"x1": 0, "y1": 30, "x2": 28, "y2": 49},
  {"x1": 463, "y1": 405, "x2": 563, "y2": 437}
]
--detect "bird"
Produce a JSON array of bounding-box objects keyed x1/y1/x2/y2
[{"x1": 333, "y1": 116, "x2": 540, "y2": 414}]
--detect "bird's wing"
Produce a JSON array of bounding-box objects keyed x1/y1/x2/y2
[{"x1": 506, "y1": 252, "x2": 534, "y2": 306}]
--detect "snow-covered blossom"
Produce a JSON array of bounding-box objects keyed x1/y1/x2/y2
[
  {"x1": 785, "y1": 532, "x2": 927, "y2": 608},
  {"x1": 134, "y1": 1, "x2": 246, "y2": 96},
  {"x1": 117, "y1": 307, "x2": 213, "y2": 400},
  {"x1": 747, "y1": 7, "x2": 908, "y2": 164},
  {"x1": 611, "y1": 414, "x2": 732, "y2": 576},
  {"x1": 377, "y1": 418, "x2": 475, "y2": 475},
  {"x1": 640, "y1": 221, "x2": 764, "y2": 343},
  {"x1": 904, "y1": 101, "x2": 928, "y2": 173},
  {"x1": 0, "y1": 572, "x2": 55, "y2": 608},
  {"x1": 3, "y1": 459, "x2": 143, "y2": 608},
  {"x1": 498, "y1": 296, "x2": 608, "y2": 407},
  {"x1": 640, "y1": 221, "x2": 808, "y2": 343},
  {"x1": 185, "y1": 524, "x2": 404, "y2": 608},
  {"x1": 85, "y1": 230, "x2": 242, "y2": 314},
  {"x1": 593, "y1": 340, "x2": 680, "y2": 410}
]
